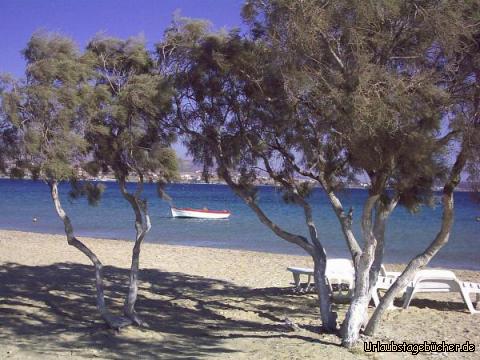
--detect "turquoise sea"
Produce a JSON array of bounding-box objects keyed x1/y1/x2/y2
[{"x1": 0, "y1": 179, "x2": 478, "y2": 270}]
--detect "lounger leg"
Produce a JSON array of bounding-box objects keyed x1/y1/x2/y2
[
  {"x1": 326, "y1": 279, "x2": 333, "y2": 294},
  {"x1": 371, "y1": 288, "x2": 380, "y2": 307},
  {"x1": 292, "y1": 273, "x2": 300, "y2": 292},
  {"x1": 306, "y1": 274, "x2": 312, "y2": 292},
  {"x1": 459, "y1": 288, "x2": 479, "y2": 314},
  {"x1": 403, "y1": 287, "x2": 415, "y2": 309}
]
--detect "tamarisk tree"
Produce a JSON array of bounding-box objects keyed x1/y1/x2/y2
[
  {"x1": 243, "y1": 0, "x2": 479, "y2": 347},
  {"x1": 85, "y1": 35, "x2": 178, "y2": 326},
  {"x1": 364, "y1": 6, "x2": 480, "y2": 336},
  {"x1": 0, "y1": 33, "x2": 128, "y2": 328},
  {"x1": 159, "y1": 17, "x2": 339, "y2": 331}
]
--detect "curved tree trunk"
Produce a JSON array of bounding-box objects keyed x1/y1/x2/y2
[
  {"x1": 324, "y1": 189, "x2": 362, "y2": 266},
  {"x1": 364, "y1": 192, "x2": 454, "y2": 335},
  {"x1": 241, "y1": 188, "x2": 336, "y2": 331},
  {"x1": 299, "y1": 188, "x2": 337, "y2": 331},
  {"x1": 118, "y1": 176, "x2": 150, "y2": 326},
  {"x1": 364, "y1": 148, "x2": 467, "y2": 336},
  {"x1": 313, "y1": 249, "x2": 337, "y2": 331},
  {"x1": 218, "y1": 164, "x2": 337, "y2": 332},
  {"x1": 219, "y1": 166, "x2": 315, "y2": 255},
  {"x1": 266, "y1": 146, "x2": 362, "y2": 268},
  {"x1": 369, "y1": 198, "x2": 398, "y2": 294},
  {"x1": 341, "y1": 194, "x2": 379, "y2": 348},
  {"x1": 275, "y1": 151, "x2": 363, "y2": 265},
  {"x1": 49, "y1": 180, "x2": 131, "y2": 329}
]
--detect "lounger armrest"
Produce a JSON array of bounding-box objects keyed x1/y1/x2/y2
[
  {"x1": 287, "y1": 267, "x2": 314, "y2": 275},
  {"x1": 385, "y1": 271, "x2": 401, "y2": 278},
  {"x1": 461, "y1": 281, "x2": 480, "y2": 293}
]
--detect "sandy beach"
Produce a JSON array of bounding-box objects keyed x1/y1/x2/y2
[{"x1": 0, "y1": 230, "x2": 479, "y2": 359}]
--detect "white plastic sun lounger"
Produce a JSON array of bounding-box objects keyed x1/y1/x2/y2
[
  {"x1": 286, "y1": 266, "x2": 315, "y2": 292},
  {"x1": 371, "y1": 275, "x2": 406, "y2": 307},
  {"x1": 287, "y1": 258, "x2": 355, "y2": 295},
  {"x1": 287, "y1": 259, "x2": 398, "y2": 294},
  {"x1": 371, "y1": 267, "x2": 404, "y2": 307},
  {"x1": 380, "y1": 266, "x2": 402, "y2": 278},
  {"x1": 286, "y1": 262, "x2": 401, "y2": 307},
  {"x1": 326, "y1": 258, "x2": 355, "y2": 298},
  {"x1": 288, "y1": 262, "x2": 480, "y2": 314},
  {"x1": 402, "y1": 270, "x2": 480, "y2": 314}
]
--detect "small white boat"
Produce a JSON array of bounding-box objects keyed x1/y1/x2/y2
[{"x1": 171, "y1": 206, "x2": 231, "y2": 219}]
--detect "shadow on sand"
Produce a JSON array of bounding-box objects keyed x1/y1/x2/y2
[{"x1": 0, "y1": 262, "x2": 340, "y2": 359}]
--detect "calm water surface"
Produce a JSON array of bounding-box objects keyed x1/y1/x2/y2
[{"x1": 0, "y1": 179, "x2": 478, "y2": 270}]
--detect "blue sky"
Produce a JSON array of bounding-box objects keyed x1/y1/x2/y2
[
  {"x1": 0, "y1": 0, "x2": 245, "y2": 77},
  {"x1": 0, "y1": 0, "x2": 245, "y2": 158}
]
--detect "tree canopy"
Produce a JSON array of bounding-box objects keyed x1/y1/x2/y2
[
  {"x1": 161, "y1": 0, "x2": 480, "y2": 346},
  {"x1": 1, "y1": 32, "x2": 93, "y2": 182},
  {"x1": 85, "y1": 35, "x2": 178, "y2": 186}
]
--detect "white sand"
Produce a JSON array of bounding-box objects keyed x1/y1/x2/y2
[{"x1": 0, "y1": 230, "x2": 479, "y2": 359}]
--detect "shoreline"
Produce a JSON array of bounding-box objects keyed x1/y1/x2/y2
[
  {"x1": 1, "y1": 228, "x2": 480, "y2": 301},
  {"x1": 2, "y1": 226, "x2": 479, "y2": 272},
  {"x1": 1, "y1": 229, "x2": 480, "y2": 359},
  {"x1": 0, "y1": 229, "x2": 314, "y2": 288}
]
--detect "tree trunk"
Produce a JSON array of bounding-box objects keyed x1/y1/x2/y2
[
  {"x1": 269, "y1": 149, "x2": 363, "y2": 265},
  {"x1": 313, "y1": 249, "x2": 337, "y2": 331},
  {"x1": 118, "y1": 177, "x2": 150, "y2": 326},
  {"x1": 219, "y1": 166, "x2": 315, "y2": 255},
  {"x1": 217, "y1": 164, "x2": 338, "y2": 331},
  {"x1": 369, "y1": 198, "x2": 398, "y2": 294},
  {"x1": 298, "y1": 187, "x2": 337, "y2": 331},
  {"x1": 364, "y1": 148, "x2": 467, "y2": 336},
  {"x1": 49, "y1": 180, "x2": 131, "y2": 329},
  {"x1": 364, "y1": 190, "x2": 455, "y2": 335},
  {"x1": 341, "y1": 194, "x2": 379, "y2": 348},
  {"x1": 324, "y1": 189, "x2": 362, "y2": 266}
]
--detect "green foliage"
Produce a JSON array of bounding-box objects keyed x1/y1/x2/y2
[
  {"x1": 241, "y1": 0, "x2": 478, "y2": 211},
  {"x1": 85, "y1": 35, "x2": 178, "y2": 188},
  {"x1": 0, "y1": 124, "x2": 20, "y2": 175},
  {"x1": 9, "y1": 167, "x2": 25, "y2": 179},
  {"x1": 160, "y1": 18, "x2": 268, "y2": 189},
  {"x1": 69, "y1": 179, "x2": 106, "y2": 206},
  {"x1": 281, "y1": 182, "x2": 313, "y2": 205},
  {"x1": 1, "y1": 32, "x2": 92, "y2": 183},
  {"x1": 163, "y1": 1, "x2": 478, "y2": 219},
  {"x1": 82, "y1": 161, "x2": 102, "y2": 177},
  {"x1": 0, "y1": 76, "x2": 22, "y2": 175},
  {"x1": 147, "y1": 146, "x2": 179, "y2": 182},
  {"x1": 237, "y1": 168, "x2": 259, "y2": 200},
  {"x1": 1, "y1": 3, "x2": 476, "y2": 216}
]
